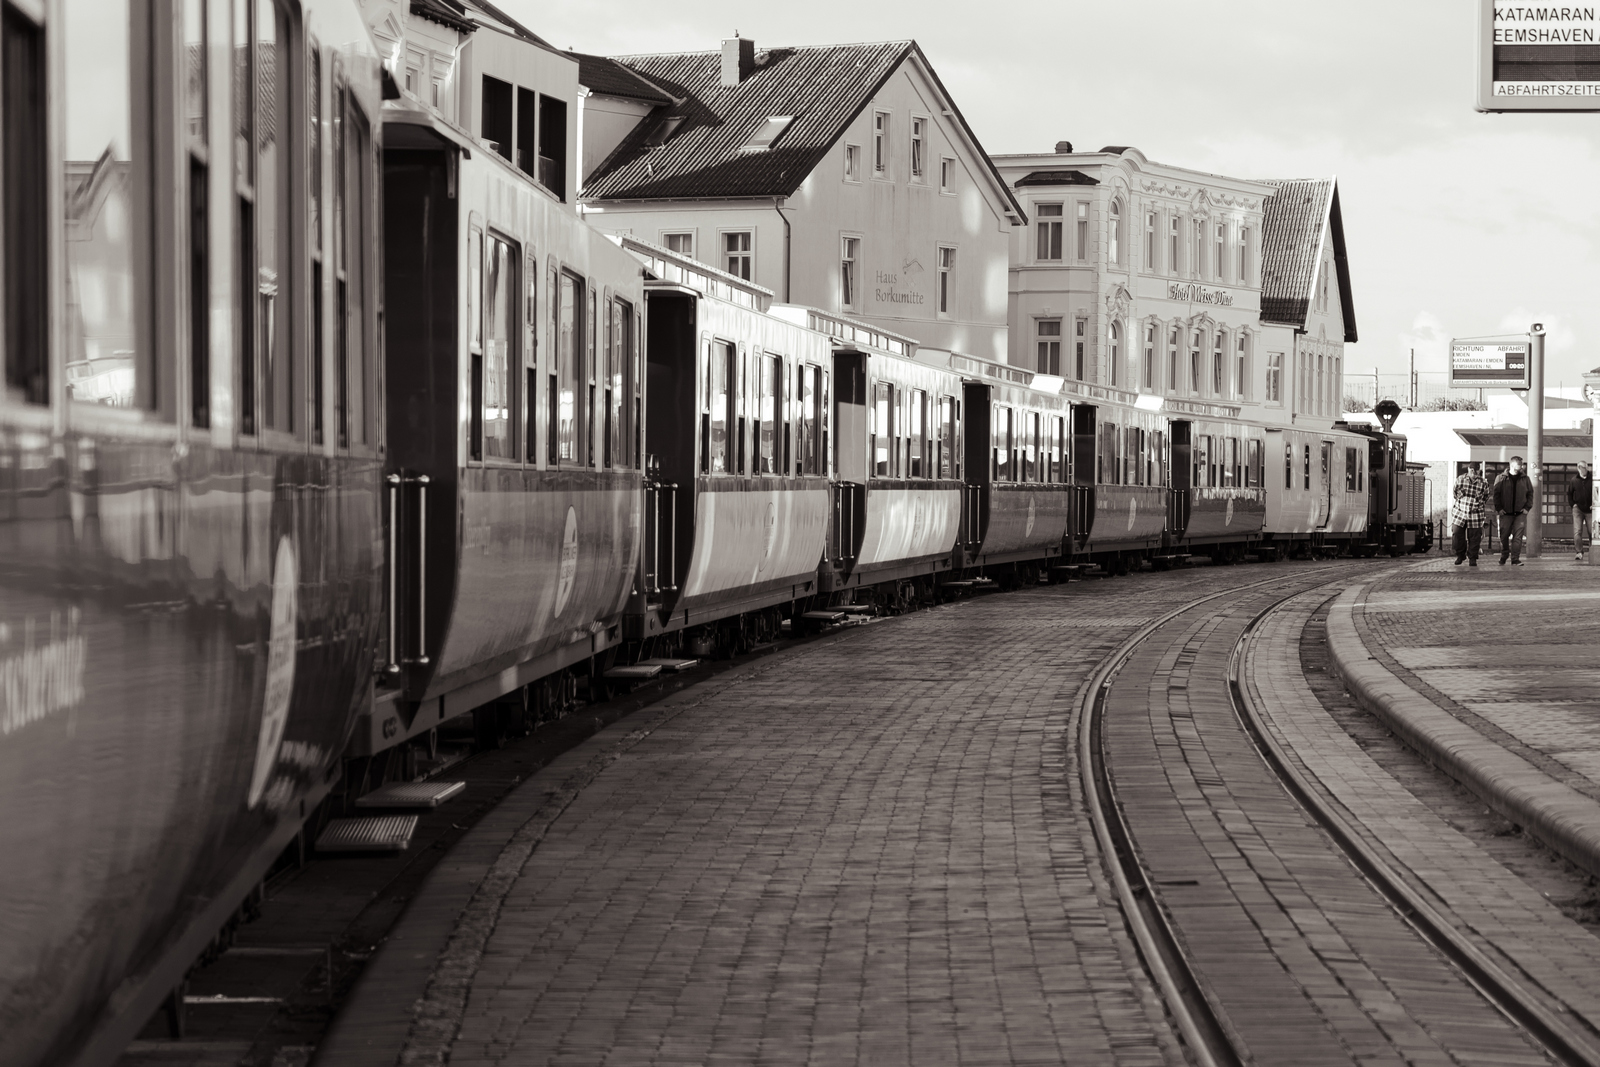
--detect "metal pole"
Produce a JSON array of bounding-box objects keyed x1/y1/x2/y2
[
  {"x1": 1410, "y1": 349, "x2": 1417, "y2": 408},
  {"x1": 1528, "y1": 324, "x2": 1546, "y2": 558}
]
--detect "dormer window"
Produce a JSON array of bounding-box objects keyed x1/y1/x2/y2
[
  {"x1": 739, "y1": 115, "x2": 793, "y2": 154},
  {"x1": 642, "y1": 114, "x2": 686, "y2": 147}
]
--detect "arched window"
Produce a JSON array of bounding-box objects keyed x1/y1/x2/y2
[
  {"x1": 1143, "y1": 323, "x2": 1156, "y2": 391},
  {"x1": 1236, "y1": 332, "x2": 1248, "y2": 399},
  {"x1": 1212, "y1": 330, "x2": 1226, "y2": 396},
  {"x1": 1109, "y1": 322, "x2": 1121, "y2": 387},
  {"x1": 1109, "y1": 199, "x2": 1122, "y2": 265},
  {"x1": 1190, "y1": 329, "x2": 1203, "y2": 395}
]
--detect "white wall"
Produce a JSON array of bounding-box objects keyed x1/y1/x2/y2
[{"x1": 580, "y1": 95, "x2": 653, "y2": 186}]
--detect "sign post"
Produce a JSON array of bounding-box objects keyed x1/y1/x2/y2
[
  {"x1": 1479, "y1": 0, "x2": 1600, "y2": 112},
  {"x1": 1528, "y1": 324, "x2": 1546, "y2": 557},
  {"x1": 1448, "y1": 338, "x2": 1530, "y2": 390}
]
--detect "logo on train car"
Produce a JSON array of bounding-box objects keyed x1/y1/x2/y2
[
  {"x1": 554, "y1": 507, "x2": 579, "y2": 617},
  {"x1": 1025, "y1": 496, "x2": 1037, "y2": 538},
  {"x1": 1128, "y1": 496, "x2": 1139, "y2": 531},
  {"x1": 760, "y1": 501, "x2": 777, "y2": 571},
  {"x1": 249, "y1": 537, "x2": 298, "y2": 809},
  {"x1": 0, "y1": 608, "x2": 86, "y2": 738}
]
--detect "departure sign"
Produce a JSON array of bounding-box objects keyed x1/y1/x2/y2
[
  {"x1": 1479, "y1": 1, "x2": 1600, "y2": 110},
  {"x1": 1450, "y1": 340, "x2": 1531, "y2": 388}
]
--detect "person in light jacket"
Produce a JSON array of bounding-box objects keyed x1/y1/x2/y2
[
  {"x1": 1567, "y1": 461, "x2": 1591, "y2": 561},
  {"x1": 1492, "y1": 456, "x2": 1535, "y2": 566}
]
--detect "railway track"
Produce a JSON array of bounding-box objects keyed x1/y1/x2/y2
[{"x1": 1082, "y1": 567, "x2": 1600, "y2": 1067}]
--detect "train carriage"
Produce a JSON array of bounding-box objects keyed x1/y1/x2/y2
[
  {"x1": 374, "y1": 101, "x2": 646, "y2": 753},
  {"x1": 817, "y1": 317, "x2": 965, "y2": 602},
  {"x1": 1168, "y1": 414, "x2": 1268, "y2": 556},
  {"x1": 625, "y1": 239, "x2": 833, "y2": 649},
  {"x1": 0, "y1": 4, "x2": 387, "y2": 1065},
  {"x1": 1261, "y1": 423, "x2": 1371, "y2": 556},
  {"x1": 1075, "y1": 392, "x2": 1170, "y2": 564}
]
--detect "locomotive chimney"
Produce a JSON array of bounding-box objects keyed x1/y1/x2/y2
[
  {"x1": 1054, "y1": 140, "x2": 1073, "y2": 153},
  {"x1": 721, "y1": 34, "x2": 755, "y2": 87}
]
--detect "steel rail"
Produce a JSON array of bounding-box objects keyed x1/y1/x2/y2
[
  {"x1": 1229, "y1": 594, "x2": 1600, "y2": 1067},
  {"x1": 1076, "y1": 567, "x2": 1354, "y2": 1067}
]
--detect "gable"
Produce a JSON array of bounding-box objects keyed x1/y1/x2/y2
[{"x1": 1259, "y1": 178, "x2": 1356, "y2": 342}]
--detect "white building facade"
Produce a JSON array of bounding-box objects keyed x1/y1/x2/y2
[{"x1": 995, "y1": 146, "x2": 1354, "y2": 431}]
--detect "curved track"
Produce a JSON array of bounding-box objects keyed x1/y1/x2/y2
[{"x1": 1084, "y1": 568, "x2": 1596, "y2": 1067}]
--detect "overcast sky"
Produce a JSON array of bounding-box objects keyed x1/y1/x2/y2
[{"x1": 510, "y1": 0, "x2": 1600, "y2": 389}]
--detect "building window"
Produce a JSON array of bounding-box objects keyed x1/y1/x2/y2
[
  {"x1": 1037, "y1": 319, "x2": 1062, "y2": 375},
  {"x1": 841, "y1": 236, "x2": 860, "y2": 309},
  {"x1": 663, "y1": 232, "x2": 693, "y2": 257},
  {"x1": 873, "y1": 110, "x2": 889, "y2": 175},
  {"x1": 1240, "y1": 226, "x2": 1250, "y2": 283},
  {"x1": 1267, "y1": 351, "x2": 1283, "y2": 402},
  {"x1": 1168, "y1": 327, "x2": 1179, "y2": 394},
  {"x1": 1036, "y1": 204, "x2": 1063, "y2": 261},
  {"x1": 1194, "y1": 218, "x2": 1205, "y2": 277},
  {"x1": 911, "y1": 116, "x2": 926, "y2": 180},
  {"x1": 1108, "y1": 322, "x2": 1121, "y2": 387},
  {"x1": 937, "y1": 246, "x2": 955, "y2": 315},
  {"x1": 1109, "y1": 199, "x2": 1122, "y2": 264},
  {"x1": 1215, "y1": 222, "x2": 1225, "y2": 279},
  {"x1": 1074, "y1": 318, "x2": 1087, "y2": 380},
  {"x1": 1190, "y1": 329, "x2": 1203, "y2": 395},
  {"x1": 723, "y1": 231, "x2": 752, "y2": 280},
  {"x1": 940, "y1": 157, "x2": 955, "y2": 192},
  {"x1": 1169, "y1": 216, "x2": 1179, "y2": 275},
  {"x1": 432, "y1": 80, "x2": 441, "y2": 108},
  {"x1": 1236, "y1": 333, "x2": 1248, "y2": 399},
  {"x1": 739, "y1": 115, "x2": 793, "y2": 154},
  {"x1": 1317, "y1": 352, "x2": 1325, "y2": 414},
  {"x1": 1212, "y1": 330, "x2": 1225, "y2": 395},
  {"x1": 1076, "y1": 202, "x2": 1089, "y2": 261},
  {"x1": 1143, "y1": 324, "x2": 1156, "y2": 390},
  {"x1": 1145, "y1": 211, "x2": 1156, "y2": 271},
  {"x1": 844, "y1": 143, "x2": 861, "y2": 182}
]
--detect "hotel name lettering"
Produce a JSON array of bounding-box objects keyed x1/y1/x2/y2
[
  {"x1": 874, "y1": 271, "x2": 925, "y2": 306},
  {"x1": 1167, "y1": 282, "x2": 1235, "y2": 306}
]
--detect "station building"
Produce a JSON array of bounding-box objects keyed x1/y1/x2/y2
[
  {"x1": 993, "y1": 145, "x2": 1355, "y2": 430},
  {"x1": 573, "y1": 37, "x2": 1027, "y2": 363}
]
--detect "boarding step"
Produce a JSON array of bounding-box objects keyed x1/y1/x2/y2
[
  {"x1": 801, "y1": 610, "x2": 848, "y2": 625},
  {"x1": 604, "y1": 663, "x2": 664, "y2": 682},
  {"x1": 354, "y1": 780, "x2": 465, "y2": 809},
  {"x1": 315, "y1": 815, "x2": 419, "y2": 853},
  {"x1": 638, "y1": 656, "x2": 699, "y2": 672},
  {"x1": 836, "y1": 603, "x2": 876, "y2": 614}
]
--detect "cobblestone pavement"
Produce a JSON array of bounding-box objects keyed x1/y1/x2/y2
[
  {"x1": 1104, "y1": 580, "x2": 1548, "y2": 1067},
  {"x1": 1248, "y1": 591, "x2": 1600, "y2": 1049},
  {"x1": 319, "y1": 562, "x2": 1397, "y2": 1067},
  {"x1": 1358, "y1": 558, "x2": 1600, "y2": 801}
]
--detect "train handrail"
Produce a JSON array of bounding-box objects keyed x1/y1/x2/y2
[
  {"x1": 644, "y1": 478, "x2": 679, "y2": 596},
  {"x1": 384, "y1": 471, "x2": 431, "y2": 674}
]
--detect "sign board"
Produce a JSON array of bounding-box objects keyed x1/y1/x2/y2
[
  {"x1": 1479, "y1": 0, "x2": 1600, "y2": 111},
  {"x1": 1450, "y1": 339, "x2": 1530, "y2": 388}
]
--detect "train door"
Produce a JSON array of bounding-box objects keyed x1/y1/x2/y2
[
  {"x1": 1070, "y1": 404, "x2": 1096, "y2": 544},
  {"x1": 1169, "y1": 420, "x2": 1192, "y2": 538},
  {"x1": 1319, "y1": 441, "x2": 1333, "y2": 528},
  {"x1": 962, "y1": 381, "x2": 992, "y2": 550},
  {"x1": 831, "y1": 351, "x2": 869, "y2": 564}
]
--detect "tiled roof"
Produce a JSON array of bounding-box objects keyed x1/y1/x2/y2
[
  {"x1": 584, "y1": 42, "x2": 910, "y2": 200},
  {"x1": 573, "y1": 53, "x2": 674, "y2": 105},
  {"x1": 1258, "y1": 177, "x2": 1357, "y2": 342},
  {"x1": 1013, "y1": 169, "x2": 1098, "y2": 187},
  {"x1": 584, "y1": 41, "x2": 1023, "y2": 221},
  {"x1": 459, "y1": 0, "x2": 553, "y2": 48}
]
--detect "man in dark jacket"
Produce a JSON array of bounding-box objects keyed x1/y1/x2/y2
[
  {"x1": 1568, "y1": 461, "x2": 1592, "y2": 560},
  {"x1": 1492, "y1": 456, "x2": 1535, "y2": 566}
]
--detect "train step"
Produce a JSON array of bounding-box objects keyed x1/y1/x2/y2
[
  {"x1": 801, "y1": 610, "x2": 849, "y2": 626},
  {"x1": 837, "y1": 604, "x2": 875, "y2": 614},
  {"x1": 638, "y1": 656, "x2": 699, "y2": 672},
  {"x1": 354, "y1": 780, "x2": 466, "y2": 810},
  {"x1": 314, "y1": 815, "x2": 419, "y2": 853},
  {"x1": 604, "y1": 664, "x2": 665, "y2": 682}
]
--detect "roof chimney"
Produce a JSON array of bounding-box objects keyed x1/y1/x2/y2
[
  {"x1": 1054, "y1": 140, "x2": 1073, "y2": 154},
  {"x1": 721, "y1": 34, "x2": 755, "y2": 87}
]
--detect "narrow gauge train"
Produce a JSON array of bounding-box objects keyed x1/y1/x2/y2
[
  {"x1": 0, "y1": 2, "x2": 388, "y2": 1065},
  {"x1": 0, "y1": 6, "x2": 1433, "y2": 1065}
]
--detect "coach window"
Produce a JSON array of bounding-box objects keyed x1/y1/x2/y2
[
  {"x1": 1303, "y1": 443, "x2": 1312, "y2": 490},
  {"x1": 609, "y1": 296, "x2": 633, "y2": 469},
  {"x1": 992, "y1": 404, "x2": 1009, "y2": 481},
  {"x1": 481, "y1": 235, "x2": 516, "y2": 460},
  {"x1": 1192, "y1": 434, "x2": 1209, "y2": 489},
  {"x1": 873, "y1": 382, "x2": 892, "y2": 476},
  {"x1": 1345, "y1": 447, "x2": 1359, "y2": 491},
  {"x1": 704, "y1": 339, "x2": 731, "y2": 473},
  {"x1": 557, "y1": 271, "x2": 585, "y2": 464},
  {"x1": 1049, "y1": 416, "x2": 1064, "y2": 483},
  {"x1": 758, "y1": 352, "x2": 779, "y2": 474},
  {"x1": 910, "y1": 389, "x2": 928, "y2": 477},
  {"x1": 938, "y1": 396, "x2": 956, "y2": 479},
  {"x1": 798, "y1": 364, "x2": 819, "y2": 475},
  {"x1": 333, "y1": 73, "x2": 373, "y2": 448},
  {"x1": 3, "y1": 3, "x2": 46, "y2": 406},
  {"x1": 467, "y1": 230, "x2": 482, "y2": 458},
  {"x1": 587, "y1": 288, "x2": 599, "y2": 465},
  {"x1": 61, "y1": 0, "x2": 162, "y2": 413}
]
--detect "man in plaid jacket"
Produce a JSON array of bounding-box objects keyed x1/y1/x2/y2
[{"x1": 1451, "y1": 464, "x2": 1489, "y2": 566}]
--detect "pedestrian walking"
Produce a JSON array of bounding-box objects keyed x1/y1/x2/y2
[
  {"x1": 1450, "y1": 463, "x2": 1489, "y2": 566},
  {"x1": 1567, "y1": 460, "x2": 1591, "y2": 560},
  {"x1": 1492, "y1": 456, "x2": 1535, "y2": 566}
]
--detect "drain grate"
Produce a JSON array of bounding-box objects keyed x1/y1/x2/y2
[
  {"x1": 354, "y1": 781, "x2": 465, "y2": 809},
  {"x1": 315, "y1": 815, "x2": 418, "y2": 852}
]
